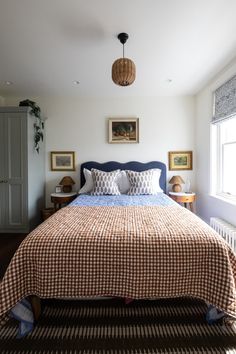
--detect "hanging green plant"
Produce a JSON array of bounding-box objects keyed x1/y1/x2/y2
[{"x1": 19, "y1": 99, "x2": 44, "y2": 153}]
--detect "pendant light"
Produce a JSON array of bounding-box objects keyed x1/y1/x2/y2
[{"x1": 112, "y1": 33, "x2": 136, "y2": 86}]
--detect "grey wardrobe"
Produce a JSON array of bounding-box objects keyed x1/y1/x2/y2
[{"x1": 0, "y1": 107, "x2": 45, "y2": 233}]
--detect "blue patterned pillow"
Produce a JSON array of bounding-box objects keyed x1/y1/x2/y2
[
  {"x1": 91, "y1": 169, "x2": 121, "y2": 195},
  {"x1": 126, "y1": 169, "x2": 162, "y2": 195}
]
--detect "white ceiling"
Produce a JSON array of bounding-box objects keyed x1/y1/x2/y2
[{"x1": 0, "y1": 0, "x2": 236, "y2": 97}]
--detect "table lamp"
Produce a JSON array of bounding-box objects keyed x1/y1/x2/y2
[
  {"x1": 169, "y1": 175, "x2": 185, "y2": 192},
  {"x1": 59, "y1": 176, "x2": 75, "y2": 193}
]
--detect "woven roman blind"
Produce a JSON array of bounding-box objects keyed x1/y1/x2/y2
[{"x1": 212, "y1": 74, "x2": 236, "y2": 124}]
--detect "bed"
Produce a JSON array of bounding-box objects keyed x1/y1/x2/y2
[{"x1": 1, "y1": 160, "x2": 236, "y2": 327}]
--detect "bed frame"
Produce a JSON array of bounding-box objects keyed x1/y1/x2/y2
[{"x1": 80, "y1": 161, "x2": 167, "y2": 193}]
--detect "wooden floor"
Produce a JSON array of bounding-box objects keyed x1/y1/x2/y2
[{"x1": 0, "y1": 233, "x2": 27, "y2": 279}]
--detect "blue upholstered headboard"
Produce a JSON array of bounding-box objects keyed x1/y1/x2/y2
[{"x1": 80, "y1": 161, "x2": 167, "y2": 193}]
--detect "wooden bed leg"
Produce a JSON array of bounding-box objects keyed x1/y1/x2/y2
[{"x1": 29, "y1": 295, "x2": 41, "y2": 322}]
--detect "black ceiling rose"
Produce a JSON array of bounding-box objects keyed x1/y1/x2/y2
[{"x1": 117, "y1": 33, "x2": 129, "y2": 45}]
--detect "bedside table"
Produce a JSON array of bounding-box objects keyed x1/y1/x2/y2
[
  {"x1": 169, "y1": 192, "x2": 196, "y2": 212},
  {"x1": 51, "y1": 192, "x2": 77, "y2": 211}
]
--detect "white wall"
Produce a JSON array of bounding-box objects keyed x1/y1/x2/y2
[
  {"x1": 195, "y1": 58, "x2": 236, "y2": 225},
  {"x1": 4, "y1": 96, "x2": 195, "y2": 207}
]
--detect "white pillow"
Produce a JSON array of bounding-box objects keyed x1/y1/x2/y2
[
  {"x1": 151, "y1": 169, "x2": 163, "y2": 193},
  {"x1": 117, "y1": 170, "x2": 131, "y2": 194},
  {"x1": 79, "y1": 168, "x2": 93, "y2": 194}
]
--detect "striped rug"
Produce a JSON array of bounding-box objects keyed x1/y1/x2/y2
[{"x1": 1, "y1": 297, "x2": 236, "y2": 353}]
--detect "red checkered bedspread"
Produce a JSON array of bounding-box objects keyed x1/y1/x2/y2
[{"x1": 1, "y1": 205, "x2": 236, "y2": 318}]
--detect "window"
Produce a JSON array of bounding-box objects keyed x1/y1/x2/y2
[
  {"x1": 212, "y1": 116, "x2": 236, "y2": 200},
  {"x1": 211, "y1": 74, "x2": 236, "y2": 202}
]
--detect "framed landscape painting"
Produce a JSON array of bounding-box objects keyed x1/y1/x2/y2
[
  {"x1": 168, "y1": 151, "x2": 193, "y2": 171},
  {"x1": 108, "y1": 118, "x2": 139, "y2": 143},
  {"x1": 51, "y1": 151, "x2": 75, "y2": 171}
]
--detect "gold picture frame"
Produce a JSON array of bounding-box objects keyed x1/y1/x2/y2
[
  {"x1": 168, "y1": 151, "x2": 193, "y2": 171},
  {"x1": 108, "y1": 118, "x2": 139, "y2": 143},
  {"x1": 51, "y1": 151, "x2": 75, "y2": 171}
]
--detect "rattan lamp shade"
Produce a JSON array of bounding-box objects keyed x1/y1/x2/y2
[
  {"x1": 112, "y1": 58, "x2": 136, "y2": 86},
  {"x1": 169, "y1": 175, "x2": 185, "y2": 192},
  {"x1": 59, "y1": 176, "x2": 75, "y2": 193},
  {"x1": 112, "y1": 32, "x2": 136, "y2": 87}
]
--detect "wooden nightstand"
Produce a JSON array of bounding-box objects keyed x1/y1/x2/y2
[
  {"x1": 169, "y1": 192, "x2": 196, "y2": 212},
  {"x1": 51, "y1": 192, "x2": 77, "y2": 211}
]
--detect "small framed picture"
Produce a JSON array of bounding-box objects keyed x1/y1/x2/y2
[
  {"x1": 51, "y1": 151, "x2": 75, "y2": 171},
  {"x1": 55, "y1": 185, "x2": 62, "y2": 193},
  {"x1": 168, "y1": 151, "x2": 193, "y2": 171},
  {"x1": 108, "y1": 118, "x2": 139, "y2": 143}
]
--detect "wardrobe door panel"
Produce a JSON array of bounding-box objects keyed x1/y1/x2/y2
[
  {"x1": 0, "y1": 184, "x2": 7, "y2": 228},
  {"x1": 0, "y1": 116, "x2": 7, "y2": 228},
  {"x1": 8, "y1": 115, "x2": 23, "y2": 179},
  {"x1": 0, "y1": 117, "x2": 7, "y2": 177},
  {"x1": 6, "y1": 114, "x2": 27, "y2": 229},
  {"x1": 9, "y1": 184, "x2": 24, "y2": 225}
]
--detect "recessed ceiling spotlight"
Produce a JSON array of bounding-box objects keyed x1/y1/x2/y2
[
  {"x1": 73, "y1": 80, "x2": 80, "y2": 85},
  {"x1": 4, "y1": 81, "x2": 13, "y2": 85}
]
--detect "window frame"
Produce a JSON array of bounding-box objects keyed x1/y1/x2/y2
[{"x1": 211, "y1": 116, "x2": 236, "y2": 202}]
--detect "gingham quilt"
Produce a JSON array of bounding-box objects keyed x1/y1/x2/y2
[{"x1": 1, "y1": 204, "x2": 236, "y2": 319}]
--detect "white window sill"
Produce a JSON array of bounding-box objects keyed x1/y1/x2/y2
[{"x1": 209, "y1": 193, "x2": 236, "y2": 207}]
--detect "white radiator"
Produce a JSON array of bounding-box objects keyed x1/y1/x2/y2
[{"x1": 210, "y1": 217, "x2": 236, "y2": 251}]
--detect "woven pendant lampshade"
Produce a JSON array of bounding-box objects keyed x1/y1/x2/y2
[{"x1": 112, "y1": 33, "x2": 136, "y2": 86}]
